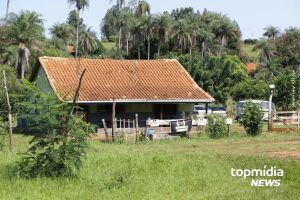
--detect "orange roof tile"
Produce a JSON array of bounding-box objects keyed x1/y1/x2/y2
[{"x1": 38, "y1": 57, "x2": 215, "y2": 103}]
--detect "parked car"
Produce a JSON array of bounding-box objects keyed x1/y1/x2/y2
[
  {"x1": 236, "y1": 100, "x2": 276, "y2": 121},
  {"x1": 194, "y1": 105, "x2": 211, "y2": 118},
  {"x1": 211, "y1": 106, "x2": 227, "y2": 117}
]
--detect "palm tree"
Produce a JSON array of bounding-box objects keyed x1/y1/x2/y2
[
  {"x1": 263, "y1": 26, "x2": 280, "y2": 41},
  {"x1": 135, "y1": 0, "x2": 150, "y2": 17},
  {"x1": 153, "y1": 12, "x2": 172, "y2": 57},
  {"x1": 172, "y1": 19, "x2": 192, "y2": 54},
  {"x1": 110, "y1": 0, "x2": 126, "y2": 10},
  {"x1": 79, "y1": 27, "x2": 98, "y2": 54},
  {"x1": 8, "y1": 11, "x2": 44, "y2": 79},
  {"x1": 120, "y1": 11, "x2": 134, "y2": 55},
  {"x1": 253, "y1": 39, "x2": 276, "y2": 62},
  {"x1": 67, "y1": 0, "x2": 89, "y2": 58},
  {"x1": 5, "y1": 0, "x2": 10, "y2": 22},
  {"x1": 140, "y1": 15, "x2": 155, "y2": 60},
  {"x1": 50, "y1": 23, "x2": 74, "y2": 45},
  {"x1": 210, "y1": 16, "x2": 236, "y2": 56}
]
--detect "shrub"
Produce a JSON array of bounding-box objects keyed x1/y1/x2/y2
[
  {"x1": 205, "y1": 115, "x2": 228, "y2": 138},
  {"x1": 16, "y1": 83, "x2": 95, "y2": 177},
  {"x1": 0, "y1": 117, "x2": 7, "y2": 151},
  {"x1": 239, "y1": 102, "x2": 263, "y2": 136}
]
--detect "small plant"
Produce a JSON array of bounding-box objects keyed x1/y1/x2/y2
[
  {"x1": 205, "y1": 115, "x2": 228, "y2": 138},
  {"x1": 239, "y1": 102, "x2": 263, "y2": 136},
  {"x1": 0, "y1": 117, "x2": 7, "y2": 151},
  {"x1": 16, "y1": 83, "x2": 95, "y2": 177}
]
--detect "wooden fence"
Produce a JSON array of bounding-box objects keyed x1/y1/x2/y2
[{"x1": 273, "y1": 111, "x2": 300, "y2": 132}]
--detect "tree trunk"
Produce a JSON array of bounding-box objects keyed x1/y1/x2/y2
[
  {"x1": 157, "y1": 42, "x2": 161, "y2": 58},
  {"x1": 75, "y1": 8, "x2": 80, "y2": 58},
  {"x1": 3, "y1": 71, "x2": 13, "y2": 152},
  {"x1": 5, "y1": 0, "x2": 10, "y2": 22},
  {"x1": 201, "y1": 41, "x2": 205, "y2": 59},
  {"x1": 126, "y1": 33, "x2": 129, "y2": 56},
  {"x1": 118, "y1": 27, "x2": 122, "y2": 49},
  {"x1": 218, "y1": 35, "x2": 225, "y2": 56},
  {"x1": 189, "y1": 47, "x2": 192, "y2": 55},
  {"x1": 147, "y1": 36, "x2": 150, "y2": 60}
]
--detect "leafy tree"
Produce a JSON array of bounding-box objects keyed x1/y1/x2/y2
[
  {"x1": 135, "y1": 0, "x2": 151, "y2": 17},
  {"x1": 239, "y1": 102, "x2": 263, "y2": 136},
  {"x1": 263, "y1": 26, "x2": 280, "y2": 41},
  {"x1": 5, "y1": 11, "x2": 44, "y2": 79},
  {"x1": 206, "y1": 114, "x2": 228, "y2": 138},
  {"x1": 253, "y1": 39, "x2": 276, "y2": 62},
  {"x1": 275, "y1": 31, "x2": 300, "y2": 68},
  {"x1": 0, "y1": 65, "x2": 24, "y2": 120},
  {"x1": 67, "y1": 0, "x2": 90, "y2": 57},
  {"x1": 152, "y1": 12, "x2": 172, "y2": 57},
  {"x1": 17, "y1": 82, "x2": 94, "y2": 177},
  {"x1": 274, "y1": 69, "x2": 300, "y2": 110},
  {"x1": 79, "y1": 27, "x2": 98, "y2": 54},
  {"x1": 50, "y1": 23, "x2": 74, "y2": 45}
]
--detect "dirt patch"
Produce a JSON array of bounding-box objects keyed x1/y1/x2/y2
[
  {"x1": 266, "y1": 150, "x2": 300, "y2": 159},
  {"x1": 261, "y1": 140, "x2": 300, "y2": 145}
]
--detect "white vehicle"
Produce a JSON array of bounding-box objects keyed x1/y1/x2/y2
[
  {"x1": 236, "y1": 100, "x2": 276, "y2": 121},
  {"x1": 194, "y1": 105, "x2": 212, "y2": 118},
  {"x1": 211, "y1": 106, "x2": 227, "y2": 117}
]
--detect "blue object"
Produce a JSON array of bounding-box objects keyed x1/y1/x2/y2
[{"x1": 147, "y1": 128, "x2": 154, "y2": 137}]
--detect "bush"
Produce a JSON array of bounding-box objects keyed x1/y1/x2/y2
[
  {"x1": 16, "y1": 82, "x2": 95, "y2": 177},
  {"x1": 0, "y1": 117, "x2": 7, "y2": 151},
  {"x1": 205, "y1": 115, "x2": 228, "y2": 138},
  {"x1": 239, "y1": 102, "x2": 263, "y2": 136}
]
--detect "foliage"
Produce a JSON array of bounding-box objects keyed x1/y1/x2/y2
[
  {"x1": 205, "y1": 114, "x2": 228, "y2": 138},
  {"x1": 239, "y1": 102, "x2": 263, "y2": 136},
  {"x1": 16, "y1": 82, "x2": 94, "y2": 177},
  {"x1": 225, "y1": 96, "x2": 236, "y2": 118},
  {"x1": 0, "y1": 117, "x2": 7, "y2": 151},
  {"x1": 0, "y1": 65, "x2": 25, "y2": 120},
  {"x1": 274, "y1": 69, "x2": 300, "y2": 110}
]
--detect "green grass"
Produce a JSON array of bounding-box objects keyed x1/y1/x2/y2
[
  {"x1": 241, "y1": 43, "x2": 259, "y2": 60},
  {"x1": 1, "y1": 132, "x2": 300, "y2": 200}
]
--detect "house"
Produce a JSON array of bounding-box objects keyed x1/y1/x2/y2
[{"x1": 35, "y1": 57, "x2": 214, "y2": 128}]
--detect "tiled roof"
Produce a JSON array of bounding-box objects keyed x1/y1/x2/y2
[{"x1": 39, "y1": 57, "x2": 215, "y2": 103}]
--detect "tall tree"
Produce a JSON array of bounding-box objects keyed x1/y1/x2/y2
[
  {"x1": 79, "y1": 27, "x2": 98, "y2": 54},
  {"x1": 172, "y1": 19, "x2": 192, "y2": 53},
  {"x1": 140, "y1": 15, "x2": 154, "y2": 59},
  {"x1": 5, "y1": 0, "x2": 10, "y2": 22},
  {"x1": 135, "y1": 0, "x2": 150, "y2": 17},
  {"x1": 263, "y1": 26, "x2": 280, "y2": 41},
  {"x1": 253, "y1": 39, "x2": 276, "y2": 62},
  {"x1": 67, "y1": 0, "x2": 89, "y2": 58},
  {"x1": 7, "y1": 11, "x2": 44, "y2": 79},
  {"x1": 50, "y1": 23, "x2": 74, "y2": 45},
  {"x1": 152, "y1": 13, "x2": 172, "y2": 57}
]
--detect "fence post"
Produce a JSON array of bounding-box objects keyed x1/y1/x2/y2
[
  {"x1": 135, "y1": 114, "x2": 139, "y2": 143},
  {"x1": 111, "y1": 99, "x2": 116, "y2": 142},
  {"x1": 102, "y1": 119, "x2": 108, "y2": 142},
  {"x1": 297, "y1": 111, "x2": 300, "y2": 132}
]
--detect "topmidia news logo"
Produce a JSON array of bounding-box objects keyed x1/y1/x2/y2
[{"x1": 231, "y1": 166, "x2": 284, "y2": 187}]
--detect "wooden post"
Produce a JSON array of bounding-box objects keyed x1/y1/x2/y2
[
  {"x1": 123, "y1": 119, "x2": 126, "y2": 141},
  {"x1": 135, "y1": 114, "x2": 139, "y2": 143},
  {"x1": 297, "y1": 111, "x2": 300, "y2": 132},
  {"x1": 3, "y1": 71, "x2": 12, "y2": 152},
  {"x1": 102, "y1": 119, "x2": 109, "y2": 142},
  {"x1": 111, "y1": 99, "x2": 116, "y2": 141},
  {"x1": 119, "y1": 119, "x2": 122, "y2": 134}
]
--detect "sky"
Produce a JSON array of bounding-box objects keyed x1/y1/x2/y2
[{"x1": 0, "y1": 0, "x2": 299, "y2": 39}]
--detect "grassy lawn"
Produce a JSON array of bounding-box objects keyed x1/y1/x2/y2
[
  {"x1": 241, "y1": 43, "x2": 259, "y2": 61},
  {"x1": 1, "y1": 131, "x2": 300, "y2": 200}
]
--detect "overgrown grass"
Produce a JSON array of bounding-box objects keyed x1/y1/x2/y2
[
  {"x1": 241, "y1": 43, "x2": 259, "y2": 61},
  {"x1": 0, "y1": 133, "x2": 300, "y2": 200}
]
